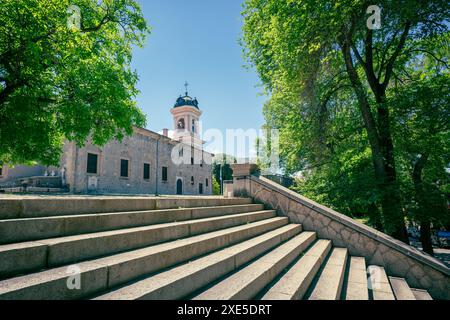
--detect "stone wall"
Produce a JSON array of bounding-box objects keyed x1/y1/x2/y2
[
  {"x1": 3, "y1": 127, "x2": 213, "y2": 196},
  {"x1": 231, "y1": 164, "x2": 450, "y2": 300},
  {"x1": 0, "y1": 165, "x2": 47, "y2": 184},
  {"x1": 61, "y1": 127, "x2": 213, "y2": 195}
]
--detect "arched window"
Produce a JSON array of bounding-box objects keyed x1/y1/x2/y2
[
  {"x1": 192, "y1": 119, "x2": 196, "y2": 133},
  {"x1": 177, "y1": 118, "x2": 185, "y2": 129}
]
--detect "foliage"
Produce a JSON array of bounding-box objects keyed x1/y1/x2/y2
[
  {"x1": 242, "y1": 0, "x2": 449, "y2": 242},
  {"x1": 212, "y1": 176, "x2": 221, "y2": 195},
  {"x1": 0, "y1": 0, "x2": 150, "y2": 165},
  {"x1": 390, "y1": 73, "x2": 450, "y2": 228},
  {"x1": 212, "y1": 154, "x2": 235, "y2": 188}
]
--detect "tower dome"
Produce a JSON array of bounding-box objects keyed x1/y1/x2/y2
[
  {"x1": 173, "y1": 81, "x2": 199, "y2": 109},
  {"x1": 173, "y1": 95, "x2": 199, "y2": 109}
]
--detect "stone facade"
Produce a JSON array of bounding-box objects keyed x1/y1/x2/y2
[
  {"x1": 231, "y1": 164, "x2": 450, "y2": 300},
  {"x1": 61, "y1": 127, "x2": 213, "y2": 195},
  {"x1": 0, "y1": 128, "x2": 213, "y2": 196}
]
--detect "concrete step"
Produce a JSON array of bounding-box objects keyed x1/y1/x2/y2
[
  {"x1": 389, "y1": 277, "x2": 416, "y2": 300},
  {"x1": 261, "y1": 239, "x2": 332, "y2": 300},
  {"x1": 0, "y1": 210, "x2": 276, "y2": 279},
  {"x1": 0, "y1": 204, "x2": 265, "y2": 244},
  {"x1": 0, "y1": 217, "x2": 290, "y2": 300},
  {"x1": 0, "y1": 196, "x2": 253, "y2": 219},
  {"x1": 94, "y1": 224, "x2": 303, "y2": 300},
  {"x1": 307, "y1": 248, "x2": 348, "y2": 300},
  {"x1": 343, "y1": 257, "x2": 369, "y2": 300},
  {"x1": 411, "y1": 288, "x2": 433, "y2": 300},
  {"x1": 367, "y1": 265, "x2": 395, "y2": 300},
  {"x1": 193, "y1": 231, "x2": 317, "y2": 300}
]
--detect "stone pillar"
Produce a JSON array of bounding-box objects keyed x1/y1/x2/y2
[
  {"x1": 230, "y1": 163, "x2": 259, "y2": 198},
  {"x1": 223, "y1": 181, "x2": 233, "y2": 198}
]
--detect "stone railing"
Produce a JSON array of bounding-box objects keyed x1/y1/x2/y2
[
  {"x1": 231, "y1": 163, "x2": 450, "y2": 300},
  {"x1": 222, "y1": 180, "x2": 234, "y2": 198}
]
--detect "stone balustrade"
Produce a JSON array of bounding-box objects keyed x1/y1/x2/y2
[{"x1": 231, "y1": 163, "x2": 450, "y2": 300}]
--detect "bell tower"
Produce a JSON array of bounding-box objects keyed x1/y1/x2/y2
[{"x1": 170, "y1": 82, "x2": 203, "y2": 146}]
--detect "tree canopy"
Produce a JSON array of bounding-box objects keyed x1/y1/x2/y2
[
  {"x1": 0, "y1": 0, "x2": 150, "y2": 165},
  {"x1": 242, "y1": 0, "x2": 449, "y2": 247}
]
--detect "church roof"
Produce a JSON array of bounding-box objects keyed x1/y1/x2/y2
[{"x1": 173, "y1": 94, "x2": 200, "y2": 109}]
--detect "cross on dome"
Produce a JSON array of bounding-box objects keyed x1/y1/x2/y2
[{"x1": 184, "y1": 81, "x2": 189, "y2": 96}]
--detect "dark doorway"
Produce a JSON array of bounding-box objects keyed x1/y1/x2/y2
[
  {"x1": 176, "y1": 179, "x2": 183, "y2": 195},
  {"x1": 199, "y1": 183, "x2": 203, "y2": 195}
]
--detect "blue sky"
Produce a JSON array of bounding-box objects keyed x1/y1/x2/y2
[{"x1": 131, "y1": 0, "x2": 267, "y2": 156}]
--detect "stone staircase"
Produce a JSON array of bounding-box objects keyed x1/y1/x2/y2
[{"x1": 0, "y1": 196, "x2": 435, "y2": 300}]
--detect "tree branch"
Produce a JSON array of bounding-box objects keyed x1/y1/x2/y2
[
  {"x1": 351, "y1": 43, "x2": 365, "y2": 66},
  {"x1": 339, "y1": 25, "x2": 386, "y2": 180},
  {"x1": 382, "y1": 21, "x2": 411, "y2": 89},
  {"x1": 377, "y1": 29, "x2": 400, "y2": 80},
  {"x1": 81, "y1": 14, "x2": 111, "y2": 33},
  {"x1": 407, "y1": 48, "x2": 449, "y2": 69},
  {"x1": 412, "y1": 153, "x2": 429, "y2": 182},
  {"x1": 365, "y1": 29, "x2": 374, "y2": 75},
  {"x1": 363, "y1": 28, "x2": 384, "y2": 99}
]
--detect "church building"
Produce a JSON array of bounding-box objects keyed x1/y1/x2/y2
[{"x1": 0, "y1": 89, "x2": 214, "y2": 195}]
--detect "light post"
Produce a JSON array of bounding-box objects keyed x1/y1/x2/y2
[{"x1": 219, "y1": 163, "x2": 223, "y2": 195}]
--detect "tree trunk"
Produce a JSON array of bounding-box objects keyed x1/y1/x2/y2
[
  {"x1": 376, "y1": 100, "x2": 409, "y2": 243},
  {"x1": 340, "y1": 39, "x2": 409, "y2": 243},
  {"x1": 420, "y1": 220, "x2": 434, "y2": 256},
  {"x1": 368, "y1": 202, "x2": 384, "y2": 231},
  {"x1": 413, "y1": 153, "x2": 434, "y2": 256}
]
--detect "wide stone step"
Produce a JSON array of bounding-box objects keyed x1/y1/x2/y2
[
  {"x1": 0, "y1": 196, "x2": 253, "y2": 219},
  {"x1": 389, "y1": 277, "x2": 416, "y2": 300},
  {"x1": 343, "y1": 257, "x2": 369, "y2": 300},
  {"x1": 0, "y1": 204, "x2": 265, "y2": 244},
  {"x1": 307, "y1": 248, "x2": 348, "y2": 300},
  {"x1": 192, "y1": 231, "x2": 317, "y2": 300},
  {"x1": 0, "y1": 210, "x2": 276, "y2": 279},
  {"x1": 411, "y1": 288, "x2": 433, "y2": 300},
  {"x1": 367, "y1": 265, "x2": 395, "y2": 300},
  {"x1": 94, "y1": 224, "x2": 303, "y2": 300},
  {"x1": 261, "y1": 239, "x2": 332, "y2": 300},
  {"x1": 0, "y1": 217, "x2": 290, "y2": 300}
]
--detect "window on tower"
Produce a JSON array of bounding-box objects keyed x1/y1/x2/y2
[
  {"x1": 177, "y1": 118, "x2": 185, "y2": 129},
  {"x1": 192, "y1": 119, "x2": 195, "y2": 133}
]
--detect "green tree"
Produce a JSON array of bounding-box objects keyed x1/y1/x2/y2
[
  {"x1": 212, "y1": 176, "x2": 221, "y2": 195},
  {"x1": 390, "y1": 72, "x2": 449, "y2": 254},
  {"x1": 242, "y1": 0, "x2": 449, "y2": 243},
  {"x1": 212, "y1": 154, "x2": 235, "y2": 193},
  {"x1": 0, "y1": 0, "x2": 149, "y2": 166}
]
